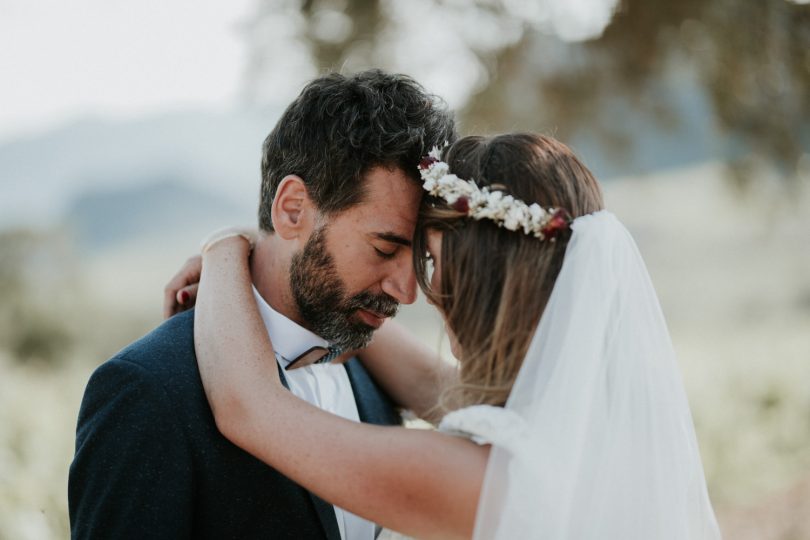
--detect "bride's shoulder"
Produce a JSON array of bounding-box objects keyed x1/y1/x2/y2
[{"x1": 438, "y1": 404, "x2": 528, "y2": 450}]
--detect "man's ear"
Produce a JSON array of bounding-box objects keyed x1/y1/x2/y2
[{"x1": 271, "y1": 175, "x2": 317, "y2": 240}]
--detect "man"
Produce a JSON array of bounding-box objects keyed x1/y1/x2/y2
[{"x1": 68, "y1": 69, "x2": 456, "y2": 539}]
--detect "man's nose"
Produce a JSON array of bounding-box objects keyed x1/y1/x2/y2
[{"x1": 381, "y1": 258, "x2": 418, "y2": 305}]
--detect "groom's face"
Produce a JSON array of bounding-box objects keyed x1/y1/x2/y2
[{"x1": 290, "y1": 166, "x2": 422, "y2": 350}]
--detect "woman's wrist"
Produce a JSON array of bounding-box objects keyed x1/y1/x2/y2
[
  {"x1": 201, "y1": 236, "x2": 253, "y2": 262},
  {"x1": 201, "y1": 226, "x2": 258, "y2": 255}
]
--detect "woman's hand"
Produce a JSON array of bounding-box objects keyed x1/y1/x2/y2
[
  {"x1": 163, "y1": 227, "x2": 258, "y2": 319},
  {"x1": 163, "y1": 255, "x2": 202, "y2": 318}
]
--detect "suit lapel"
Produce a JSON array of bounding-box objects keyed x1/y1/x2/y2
[
  {"x1": 343, "y1": 357, "x2": 402, "y2": 426},
  {"x1": 276, "y1": 361, "x2": 342, "y2": 540},
  {"x1": 307, "y1": 494, "x2": 342, "y2": 540},
  {"x1": 275, "y1": 357, "x2": 399, "y2": 540}
]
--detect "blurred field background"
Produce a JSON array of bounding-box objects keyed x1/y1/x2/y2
[{"x1": 1, "y1": 0, "x2": 809, "y2": 538}]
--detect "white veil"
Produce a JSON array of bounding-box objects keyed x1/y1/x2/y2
[{"x1": 473, "y1": 211, "x2": 721, "y2": 539}]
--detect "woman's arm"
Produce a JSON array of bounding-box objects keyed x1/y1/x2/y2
[
  {"x1": 195, "y1": 237, "x2": 488, "y2": 540},
  {"x1": 358, "y1": 321, "x2": 457, "y2": 424},
  {"x1": 164, "y1": 237, "x2": 458, "y2": 423}
]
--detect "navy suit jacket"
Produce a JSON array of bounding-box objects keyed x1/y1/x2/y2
[{"x1": 69, "y1": 309, "x2": 401, "y2": 539}]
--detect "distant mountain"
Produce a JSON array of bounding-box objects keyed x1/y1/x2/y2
[
  {"x1": 0, "y1": 107, "x2": 279, "y2": 228},
  {"x1": 64, "y1": 178, "x2": 254, "y2": 252},
  {"x1": 0, "y1": 82, "x2": 757, "y2": 234}
]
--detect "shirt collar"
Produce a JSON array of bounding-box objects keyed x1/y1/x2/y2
[{"x1": 252, "y1": 285, "x2": 330, "y2": 367}]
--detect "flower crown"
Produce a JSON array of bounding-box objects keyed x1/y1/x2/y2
[{"x1": 418, "y1": 147, "x2": 572, "y2": 241}]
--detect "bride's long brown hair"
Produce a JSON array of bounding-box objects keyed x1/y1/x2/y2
[{"x1": 414, "y1": 133, "x2": 604, "y2": 411}]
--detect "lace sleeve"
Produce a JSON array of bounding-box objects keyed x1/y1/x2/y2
[{"x1": 438, "y1": 405, "x2": 528, "y2": 453}]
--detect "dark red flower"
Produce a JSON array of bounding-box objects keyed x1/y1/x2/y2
[
  {"x1": 419, "y1": 155, "x2": 438, "y2": 170},
  {"x1": 540, "y1": 208, "x2": 573, "y2": 239},
  {"x1": 452, "y1": 196, "x2": 470, "y2": 213}
]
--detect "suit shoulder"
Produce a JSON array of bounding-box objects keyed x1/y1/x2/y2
[
  {"x1": 112, "y1": 309, "x2": 196, "y2": 374},
  {"x1": 87, "y1": 310, "x2": 200, "y2": 398},
  {"x1": 80, "y1": 310, "x2": 205, "y2": 425}
]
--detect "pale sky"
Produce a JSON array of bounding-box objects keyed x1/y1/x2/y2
[
  {"x1": 0, "y1": 0, "x2": 254, "y2": 141},
  {"x1": 0, "y1": 0, "x2": 634, "y2": 143}
]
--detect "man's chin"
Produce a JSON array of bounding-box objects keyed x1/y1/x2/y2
[
  {"x1": 320, "y1": 318, "x2": 375, "y2": 352},
  {"x1": 347, "y1": 319, "x2": 377, "y2": 344}
]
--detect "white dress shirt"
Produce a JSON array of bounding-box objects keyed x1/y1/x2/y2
[{"x1": 252, "y1": 286, "x2": 374, "y2": 540}]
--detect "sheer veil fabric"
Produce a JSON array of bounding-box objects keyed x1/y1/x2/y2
[{"x1": 472, "y1": 211, "x2": 721, "y2": 539}]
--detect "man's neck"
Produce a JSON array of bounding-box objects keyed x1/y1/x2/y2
[{"x1": 250, "y1": 233, "x2": 305, "y2": 326}]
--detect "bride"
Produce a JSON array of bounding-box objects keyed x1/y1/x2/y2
[{"x1": 168, "y1": 133, "x2": 721, "y2": 539}]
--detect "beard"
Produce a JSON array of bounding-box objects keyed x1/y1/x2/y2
[{"x1": 289, "y1": 226, "x2": 399, "y2": 351}]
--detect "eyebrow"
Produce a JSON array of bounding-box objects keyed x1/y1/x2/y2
[{"x1": 371, "y1": 232, "x2": 412, "y2": 247}]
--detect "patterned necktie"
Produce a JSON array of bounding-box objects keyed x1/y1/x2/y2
[{"x1": 285, "y1": 345, "x2": 343, "y2": 370}]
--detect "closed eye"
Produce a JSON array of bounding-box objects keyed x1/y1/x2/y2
[{"x1": 374, "y1": 247, "x2": 397, "y2": 260}]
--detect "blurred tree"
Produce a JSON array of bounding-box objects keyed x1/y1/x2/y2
[
  {"x1": 300, "y1": 0, "x2": 383, "y2": 70},
  {"x1": 0, "y1": 230, "x2": 75, "y2": 366},
  {"x1": 239, "y1": 0, "x2": 809, "y2": 188},
  {"x1": 697, "y1": 0, "x2": 810, "y2": 188}
]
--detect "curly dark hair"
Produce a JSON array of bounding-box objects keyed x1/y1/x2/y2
[{"x1": 258, "y1": 69, "x2": 457, "y2": 231}]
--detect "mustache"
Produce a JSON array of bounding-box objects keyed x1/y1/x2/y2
[{"x1": 345, "y1": 290, "x2": 399, "y2": 319}]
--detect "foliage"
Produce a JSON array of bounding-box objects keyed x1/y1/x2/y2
[
  {"x1": 0, "y1": 230, "x2": 77, "y2": 366},
  {"x1": 241, "y1": 0, "x2": 810, "y2": 187}
]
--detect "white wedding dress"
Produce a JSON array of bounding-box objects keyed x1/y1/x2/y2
[
  {"x1": 381, "y1": 211, "x2": 720, "y2": 540},
  {"x1": 376, "y1": 409, "x2": 505, "y2": 540}
]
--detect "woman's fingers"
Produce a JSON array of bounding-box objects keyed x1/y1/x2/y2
[
  {"x1": 175, "y1": 283, "x2": 199, "y2": 311},
  {"x1": 163, "y1": 255, "x2": 203, "y2": 318},
  {"x1": 163, "y1": 235, "x2": 251, "y2": 318}
]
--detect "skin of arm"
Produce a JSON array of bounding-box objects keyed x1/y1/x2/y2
[
  {"x1": 357, "y1": 320, "x2": 457, "y2": 424},
  {"x1": 194, "y1": 237, "x2": 489, "y2": 540},
  {"x1": 164, "y1": 240, "x2": 458, "y2": 423}
]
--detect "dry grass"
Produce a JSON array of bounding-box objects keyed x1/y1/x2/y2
[{"x1": 1, "y1": 162, "x2": 808, "y2": 539}]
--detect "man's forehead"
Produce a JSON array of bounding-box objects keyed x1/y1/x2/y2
[
  {"x1": 317, "y1": 165, "x2": 421, "y2": 239},
  {"x1": 362, "y1": 165, "x2": 421, "y2": 197},
  {"x1": 370, "y1": 231, "x2": 412, "y2": 247},
  {"x1": 348, "y1": 204, "x2": 417, "y2": 242},
  {"x1": 355, "y1": 175, "x2": 421, "y2": 225}
]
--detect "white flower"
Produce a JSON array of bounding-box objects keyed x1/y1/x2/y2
[
  {"x1": 504, "y1": 205, "x2": 525, "y2": 231},
  {"x1": 422, "y1": 178, "x2": 438, "y2": 193},
  {"x1": 528, "y1": 203, "x2": 546, "y2": 222},
  {"x1": 469, "y1": 190, "x2": 487, "y2": 209},
  {"x1": 418, "y1": 154, "x2": 565, "y2": 240},
  {"x1": 438, "y1": 173, "x2": 459, "y2": 189},
  {"x1": 431, "y1": 161, "x2": 450, "y2": 178}
]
